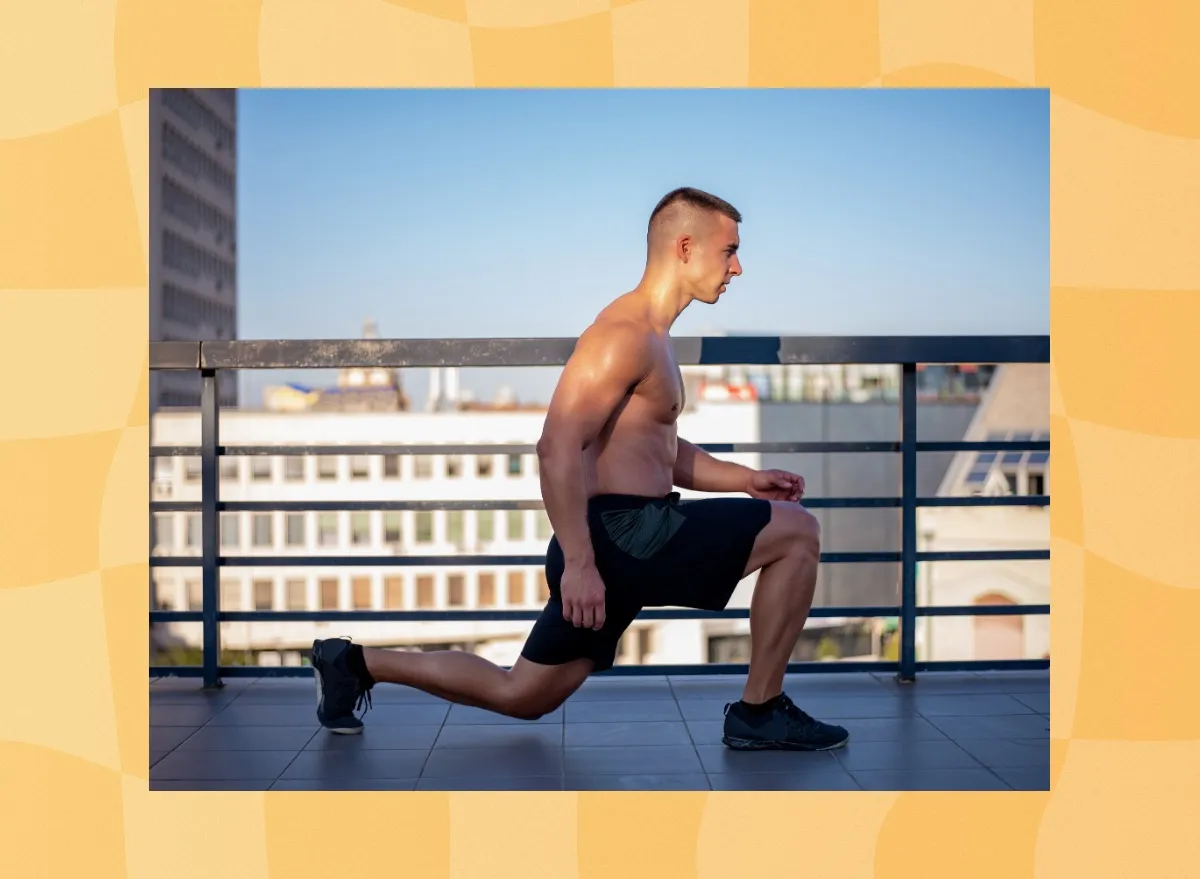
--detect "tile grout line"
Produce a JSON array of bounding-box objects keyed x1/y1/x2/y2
[
  {"x1": 415, "y1": 699, "x2": 455, "y2": 785},
  {"x1": 150, "y1": 681, "x2": 248, "y2": 777},
  {"x1": 271, "y1": 723, "x2": 324, "y2": 789},
  {"x1": 913, "y1": 704, "x2": 1016, "y2": 790},
  {"x1": 666, "y1": 676, "x2": 711, "y2": 787},
  {"x1": 559, "y1": 695, "x2": 567, "y2": 791}
]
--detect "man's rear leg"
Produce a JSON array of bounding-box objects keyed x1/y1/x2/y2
[{"x1": 363, "y1": 648, "x2": 593, "y2": 720}]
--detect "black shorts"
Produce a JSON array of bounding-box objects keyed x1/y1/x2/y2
[{"x1": 520, "y1": 492, "x2": 773, "y2": 672}]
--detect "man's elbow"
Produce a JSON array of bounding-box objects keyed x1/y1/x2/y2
[{"x1": 536, "y1": 432, "x2": 584, "y2": 462}]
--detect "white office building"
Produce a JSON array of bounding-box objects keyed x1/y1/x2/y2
[
  {"x1": 916, "y1": 364, "x2": 1051, "y2": 662},
  {"x1": 151, "y1": 398, "x2": 763, "y2": 668}
]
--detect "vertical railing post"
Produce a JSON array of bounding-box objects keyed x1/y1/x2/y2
[
  {"x1": 200, "y1": 368, "x2": 223, "y2": 689},
  {"x1": 898, "y1": 361, "x2": 918, "y2": 683}
]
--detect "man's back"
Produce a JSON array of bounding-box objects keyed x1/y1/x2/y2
[{"x1": 561, "y1": 295, "x2": 685, "y2": 499}]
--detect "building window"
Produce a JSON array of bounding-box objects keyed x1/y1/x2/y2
[
  {"x1": 414, "y1": 456, "x2": 434, "y2": 479},
  {"x1": 384, "y1": 576, "x2": 404, "y2": 609},
  {"x1": 317, "y1": 456, "x2": 338, "y2": 480},
  {"x1": 319, "y1": 578, "x2": 339, "y2": 610},
  {"x1": 286, "y1": 513, "x2": 306, "y2": 547},
  {"x1": 536, "y1": 570, "x2": 550, "y2": 602},
  {"x1": 220, "y1": 578, "x2": 240, "y2": 611},
  {"x1": 285, "y1": 579, "x2": 307, "y2": 610},
  {"x1": 447, "y1": 511, "x2": 464, "y2": 547},
  {"x1": 318, "y1": 513, "x2": 338, "y2": 547},
  {"x1": 186, "y1": 514, "x2": 201, "y2": 549},
  {"x1": 507, "y1": 571, "x2": 526, "y2": 606},
  {"x1": 352, "y1": 577, "x2": 372, "y2": 609},
  {"x1": 477, "y1": 456, "x2": 493, "y2": 478},
  {"x1": 507, "y1": 510, "x2": 525, "y2": 541},
  {"x1": 416, "y1": 575, "x2": 435, "y2": 608},
  {"x1": 638, "y1": 627, "x2": 653, "y2": 661},
  {"x1": 536, "y1": 511, "x2": 551, "y2": 540},
  {"x1": 477, "y1": 511, "x2": 494, "y2": 542},
  {"x1": 447, "y1": 574, "x2": 465, "y2": 607},
  {"x1": 253, "y1": 579, "x2": 273, "y2": 611},
  {"x1": 187, "y1": 579, "x2": 203, "y2": 611},
  {"x1": 252, "y1": 514, "x2": 273, "y2": 548},
  {"x1": 507, "y1": 455, "x2": 522, "y2": 477},
  {"x1": 446, "y1": 456, "x2": 462, "y2": 478},
  {"x1": 478, "y1": 573, "x2": 496, "y2": 607},
  {"x1": 350, "y1": 456, "x2": 370, "y2": 480},
  {"x1": 1028, "y1": 473, "x2": 1046, "y2": 496},
  {"x1": 220, "y1": 513, "x2": 240, "y2": 550},
  {"x1": 384, "y1": 513, "x2": 402, "y2": 547},
  {"x1": 154, "y1": 514, "x2": 174, "y2": 552},
  {"x1": 219, "y1": 458, "x2": 239, "y2": 481},
  {"x1": 383, "y1": 455, "x2": 401, "y2": 478},
  {"x1": 184, "y1": 457, "x2": 201, "y2": 481},
  {"x1": 416, "y1": 512, "x2": 434, "y2": 543},
  {"x1": 284, "y1": 456, "x2": 305, "y2": 481},
  {"x1": 251, "y1": 457, "x2": 272, "y2": 481},
  {"x1": 351, "y1": 513, "x2": 371, "y2": 546}
]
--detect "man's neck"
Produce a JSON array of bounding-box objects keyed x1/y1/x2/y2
[{"x1": 631, "y1": 269, "x2": 690, "y2": 334}]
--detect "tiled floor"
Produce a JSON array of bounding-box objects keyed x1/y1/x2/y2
[{"x1": 149, "y1": 670, "x2": 1050, "y2": 791}]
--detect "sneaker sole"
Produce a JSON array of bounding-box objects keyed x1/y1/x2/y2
[
  {"x1": 722, "y1": 734, "x2": 849, "y2": 752},
  {"x1": 312, "y1": 653, "x2": 364, "y2": 736}
]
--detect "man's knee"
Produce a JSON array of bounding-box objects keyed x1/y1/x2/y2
[
  {"x1": 502, "y1": 676, "x2": 573, "y2": 720},
  {"x1": 775, "y1": 503, "x2": 821, "y2": 554}
]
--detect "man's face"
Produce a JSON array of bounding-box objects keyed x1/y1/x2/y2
[{"x1": 685, "y1": 214, "x2": 742, "y2": 304}]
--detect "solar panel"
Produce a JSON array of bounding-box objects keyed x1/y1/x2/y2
[
  {"x1": 976, "y1": 452, "x2": 998, "y2": 464},
  {"x1": 1001, "y1": 452, "x2": 1024, "y2": 465},
  {"x1": 1028, "y1": 451, "x2": 1050, "y2": 465},
  {"x1": 965, "y1": 468, "x2": 991, "y2": 484}
]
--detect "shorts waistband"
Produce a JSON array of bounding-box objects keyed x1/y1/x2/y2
[{"x1": 587, "y1": 492, "x2": 681, "y2": 512}]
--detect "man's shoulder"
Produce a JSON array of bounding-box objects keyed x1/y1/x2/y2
[{"x1": 579, "y1": 314, "x2": 653, "y2": 350}]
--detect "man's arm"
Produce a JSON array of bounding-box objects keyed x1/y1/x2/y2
[
  {"x1": 673, "y1": 439, "x2": 756, "y2": 494},
  {"x1": 536, "y1": 321, "x2": 652, "y2": 569}
]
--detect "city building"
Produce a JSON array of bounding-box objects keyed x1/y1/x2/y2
[
  {"x1": 916, "y1": 363, "x2": 1051, "y2": 661},
  {"x1": 149, "y1": 88, "x2": 239, "y2": 411},
  {"x1": 150, "y1": 399, "x2": 764, "y2": 669}
]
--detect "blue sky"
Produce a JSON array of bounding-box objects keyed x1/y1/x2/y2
[{"x1": 235, "y1": 88, "x2": 1048, "y2": 407}]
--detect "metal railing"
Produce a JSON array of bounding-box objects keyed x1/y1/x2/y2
[{"x1": 149, "y1": 335, "x2": 1051, "y2": 687}]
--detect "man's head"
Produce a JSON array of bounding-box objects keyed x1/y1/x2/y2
[{"x1": 647, "y1": 187, "x2": 743, "y2": 304}]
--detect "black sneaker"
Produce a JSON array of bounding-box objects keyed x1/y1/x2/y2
[
  {"x1": 311, "y1": 637, "x2": 373, "y2": 734},
  {"x1": 722, "y1": 693, "x2": 849, "y2": 751}
]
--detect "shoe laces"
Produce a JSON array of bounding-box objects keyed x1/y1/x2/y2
[{"x1": 777, "y1": 694, "x2": 819, "y2": 731}]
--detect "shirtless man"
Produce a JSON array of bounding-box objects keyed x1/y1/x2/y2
[{"x1": 310, "y1": 187, "x2": 849, "y2": 751}]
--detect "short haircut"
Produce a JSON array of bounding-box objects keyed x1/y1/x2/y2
[{"x1": 648, "y1": 187, "x2": 742, "y2": 233}]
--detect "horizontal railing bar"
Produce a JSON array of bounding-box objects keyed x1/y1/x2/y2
[
  {"x1": 919, "y1": 550, "x2": 1048, "y2": 562},
  {"x1": 149, "y1": 657, "x2": 1048, "y2": 679},
  {"x1": 149, "y1": 548, "x2": 1047, "y2": 567},
  {"x1": 148, "y1": 335, "x2": 1051, "y2": 371},
  {"x1": 148, "y1": 603, "x2": 1048, "y2": 624},
  {"x1": 150, "y1": 551, "x2": 906, "y2": 567},
  {"x1": 916, "y1": 441, "x2": 1049, "y2": 452},
  {"x1": 149, "y1": 440, "x2": 1050, "y2": 457},
  {"x1": 149, "y1": 495, "x2": 1048, "y2": 514},
  {"x1": 918, "y1": 604, "x2": 1048, "y2": 617}
]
